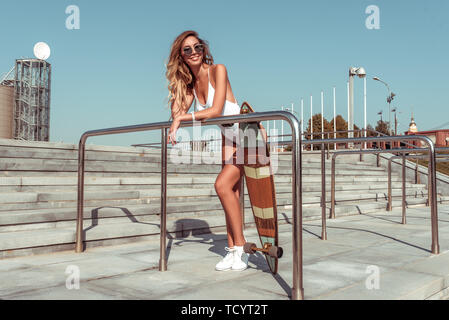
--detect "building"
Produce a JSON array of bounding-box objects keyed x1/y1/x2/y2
[
  {"x1": 13, "y1": 59, "x2": 51, "y2": 141},
  {"x1": 1, "y1": 59, "x2": 52, "y2": 141},
  {"x1": 405, "y1": 114, "x2": 449, "y2": 147},
  {"x1": 0, "y1": 80, "x2": 14, "y2": 139}
]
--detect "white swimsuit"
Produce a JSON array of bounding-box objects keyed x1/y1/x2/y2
[{"x1": 193, "y1": 67, "x2": 241, "y2": 145}]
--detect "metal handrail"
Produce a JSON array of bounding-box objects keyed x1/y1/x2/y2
[
  {"x1": 296, "y1": 136, "x2": 427, "y2": 240},
  {"x1": 319, "y1": 134, "x2": 439, "y2": 254},
  {"x1": 330, "y1": 149, "x2": 427, "y2": 227},
  {"x1": 75, "y1": 110, "x2": 304, "y2": 300},
  {"x1": 379, "y1": 147, "x2": 449, "y2": 187},
  {"x1": 387, "y1": 152, "x2": 449, "y2": 211},
  {"x1": 330, "y1": 148, "x2": 428, "y2": 213}
]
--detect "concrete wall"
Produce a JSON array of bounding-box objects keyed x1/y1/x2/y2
[{"x1": 0, "y1": 85, "x2": 14, "y2": 139}]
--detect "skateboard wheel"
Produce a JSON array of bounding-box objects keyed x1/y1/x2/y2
[
  {"x1": 244, "y1": 242, "x2": 256, "y2": 254},
  {"x1": 268, "y1": 245, "x2": 283, "y2": 258}
]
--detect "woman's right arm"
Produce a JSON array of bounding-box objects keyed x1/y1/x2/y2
[
  {"x1": 170, "y1": 93, "x2": 194, "y2": 120},
  {"x1": 168, "y1": 93, "x2": 194, "y2": 145}
]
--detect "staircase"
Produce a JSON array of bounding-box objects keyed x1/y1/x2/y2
[{"x1": 0, "y1": 138, "x2": 447, "y2": 259}]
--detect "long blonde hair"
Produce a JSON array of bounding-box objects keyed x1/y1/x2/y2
[{"x1": 165, "y1": 30, "x2": 214, "y2": 119}]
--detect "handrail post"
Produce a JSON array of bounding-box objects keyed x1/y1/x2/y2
[
  {"x1": 159, "y1": 128, "x2": 168, "y2": 271},
  {"x1": 321, "y1": 144, "x2": 327, "y2": 240},
  {"x1": 75, "y1": 136, "x2": 86, "y2": 253},
  {"x1": 429, "y1": 145, "x2": 440, "y2": 254},
  {"x1": 330, "y1": 155, "x2": 336, "y2": 219},
  {"x1": 291, "y1": 120, "x2": 304, "y2": 300},
  {"x1": 415, "y1": 159, "x2": 419, "y2": 184},
  {"x1": 388, "y1": 159, "x2": 392, "y2": 211},
  {"x1": 402, "y1": 154, "x2": 406, "y2": 224},
  {"x1": 427, "y1": 155, "x2": 432, "y2": 207},
  {"x1": 240, "y1": 177, "x2": 245, "y2": 230}
]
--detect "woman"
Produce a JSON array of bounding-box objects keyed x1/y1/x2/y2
[{"x1": 165, "y1": 30, "x2": 248, "y2": 271}]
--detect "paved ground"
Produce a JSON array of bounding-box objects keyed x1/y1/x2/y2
[{"x1": 1, "y1": 204, "x2": 449, "y2": 300}]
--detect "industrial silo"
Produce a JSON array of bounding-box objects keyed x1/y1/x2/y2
[
  {"x1": 0, "y1": 82, "x2": 14, "y2": 139},
  {"x1": 13, "y1": 59, "x2": 51, "y2": 141}
]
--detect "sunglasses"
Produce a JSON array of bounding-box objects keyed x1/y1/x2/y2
[{"x1": 182, "y1": 43, "x2": 204, "y2": 57}]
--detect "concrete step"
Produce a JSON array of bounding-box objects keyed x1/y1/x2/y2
[
  {"x1": 0, "y1": 175, "x2": 420, "y2": 194},
  {"x1": 0, "y1": 174, "x2": 404, "y2": 188},
  {"x1": 1, "y1": 180, "x2": 419, "y2": 194},
  {"x1": 0, "y1": 158, "x2": 388, "y2": 176},
  {"x1": 1, "y1": 195, "x2": 445, "y2": 258},
  {"x1": 0, "y1": 181, "x2": 427, "y2": 210},
  {"x1": 0, "y1": 189, "x2": 433, "y2": 232}
]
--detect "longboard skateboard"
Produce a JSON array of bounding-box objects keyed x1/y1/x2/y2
[{"x1": 239, "y1": 102, "x2": 283, "y2": 274}]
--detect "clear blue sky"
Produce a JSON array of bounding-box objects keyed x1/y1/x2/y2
[{"x1": 1, "y1": 0, "x2": 448, "y2": 146}]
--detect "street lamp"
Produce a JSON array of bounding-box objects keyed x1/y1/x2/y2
[
  {"x1": 373, "y1": 76, "x2": 396, "y2": 135},
  {"x1": 391, "y1": 107, "x2": 399, "y2": 136},
  {"x1": 348, "y1": 67, "x2": 367, "y2": 140}
]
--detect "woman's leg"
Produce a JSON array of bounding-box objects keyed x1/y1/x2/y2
[
  {"x1": 215, "y1": 163, "x2": 245, "y2": 247},
  {"x1": 217, "y1": 134, "x2": 245, "y2": 248}
]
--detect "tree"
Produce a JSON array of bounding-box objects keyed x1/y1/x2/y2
[
  {"x1": 366, "y1": 124, "x2": 377, "y2": 137},
  {"x1": 375, "y1": 120, "x2": 390, "y2": 136},
  {"x1": 305, "y1": 113, "x2": 333, "y2": 150},
  {"x1": 305, "y1": 114, "x2": 332, "y2": 138},
  {"x1": 329, "y1": 115, "x2": 349, "y2": 138}
]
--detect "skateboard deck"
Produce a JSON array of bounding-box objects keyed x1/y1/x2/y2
[{"x1": 239, "y1": 102, "x2": 281, "y2": 274}]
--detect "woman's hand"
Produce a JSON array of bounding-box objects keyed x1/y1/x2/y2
[{"x1": 168, "y1": 117, "x2": 181, "y2": 145}]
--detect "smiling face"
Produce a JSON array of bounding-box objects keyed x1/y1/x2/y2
[{"x1": 181, "y1": 35, "x2": 204, "y2": 68}]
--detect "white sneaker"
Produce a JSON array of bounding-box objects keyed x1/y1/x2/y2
[
  {"x1": 215, "y1": 247, "x2": 236, "y2": 271},
  {"x1": 232, "y1": 246, "x2": 249, "y2": 271}
]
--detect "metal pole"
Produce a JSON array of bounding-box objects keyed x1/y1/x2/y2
[
  {"x1": 310, "y1": 95, "x2": 313, "y2": 149},
  {"x1": 321, "y1": 91, "x2": 324, "y2": 140},
  {"x1": 75, "y1": 137, "x2": 86, "y2": 253},
  {"x1": 281, "y1": 106, "x2": 284, "y2": 145},
  {"x1": 389, "y1": 100, "x2": 392, "y2": 136},
  {"x1": 364, "y1": 77, "x2": 367, "y2": 149},
  {"x1": 429, "y1": 146, "x2": 440, "y2": 254},
  {"x1": 301, "y1": 98, "x2": 304, "y2": 151},
  {"x1": 321, "y1": 145, "x2": 327, "y2": 240},
  {"x1": 331, "y1": 156, "x2": 336, "y2": 219},
  {"x1": 427, "y1": 157, "x2": 432, "y2": 207},
  {"x1": 291, "y1": 117, "x2": 304, "y2": 300},
  {"x1": 415, "y1": 159, "x2": 420, "y2": 184},
  {"x1": 240, "y1": 176, "x2": 245, "y2": 231},
  {"x1": 333, "y1": 86, "x2": 336, "y2": 150},
  {"x1": 267, "y1": 120, "x2": 270, "y2": 142},
  {"x1": 346, "y1": 81, "x2": 349, "y2": 134},
  {"x1": 348, "y1": 74, "x2": 354, "y2": 139},
  {"x1": 159, "y1": 128, "x2": 168, "y2": 271},
  {"x1": 402, "y1": 154, "x2": 406, "y2": 224},
  {"x1": 388, "y1": 159, "x2": 392, "y2": 211}
]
